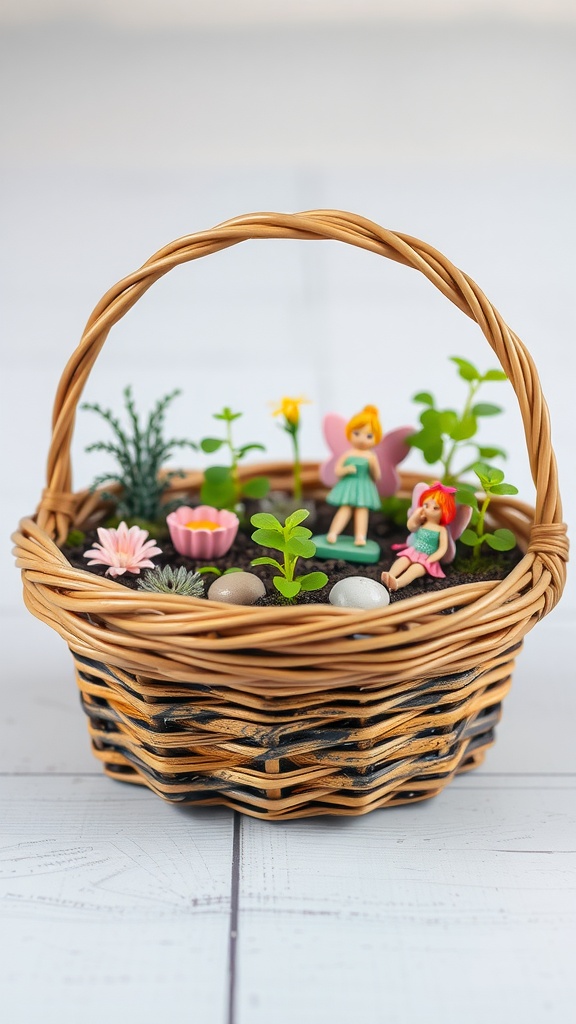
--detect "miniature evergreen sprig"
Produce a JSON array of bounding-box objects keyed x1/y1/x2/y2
[
  {"x1": 457, "y1": 463, "x2": 518, "y2": 563},
  {"x1": 137, "y1": 564, "x2": 205, "y2": 596},
  {"x1": 200, "y1": 407, "x2": 269, "y2": 510},
  {"x1": 82, "y1": 387, "x2": 196, "y2": 523},
  {"x1": 408, "y1": 357, "x2": 508, "y2": 485},
  {"x1": 250, "y1": 509, "x2": 328, "y2": 600}
]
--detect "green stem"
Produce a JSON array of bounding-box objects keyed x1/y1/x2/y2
[
  {"x1": 472, "y1": 492, "x2": 491, "y2": 564},
  {"x1": 442, "y1": 380, "x2": 480, "y2": 483},
  {"x1": 292, "y1": 430, "x2": 302, "y2": 502},
  {"x1": 226, "y1": 417, "x2": 239, "y2": 503}
]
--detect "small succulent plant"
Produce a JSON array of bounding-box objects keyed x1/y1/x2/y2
[
  {"x1": 137, "y1": 564, "x2": 205, "y2": 597},
  {"x1": 82, "y1": 386, "x2": 196, "y2": 523}
]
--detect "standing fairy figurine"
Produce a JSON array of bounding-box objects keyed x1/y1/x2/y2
[
  {"x1": 326, "y1": 405, "x2": 383, "y2": 546},
  {"x1": 381, "y1": 481, "x2": 460, "y2": 591}
]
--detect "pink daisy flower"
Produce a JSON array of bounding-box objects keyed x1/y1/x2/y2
[{"x1": 83, "y1": 522, "x2": 162, "y2": 578}]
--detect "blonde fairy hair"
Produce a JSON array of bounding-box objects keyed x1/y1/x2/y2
[{"x1": 345, "y1": 405, "x2": 382, "y2": 445}]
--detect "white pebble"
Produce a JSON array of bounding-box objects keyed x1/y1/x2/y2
[
  {"x1": 329, "y1": 576, "x2": 390, "y2": 610},
  {"x1": 208, "y1": 572, "x2": 266, "y2": 606}
]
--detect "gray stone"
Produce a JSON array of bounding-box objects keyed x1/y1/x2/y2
[
  {"x1": 329, "y1": 576, "x2": 390, "y2": 610},
  {"x1": 208, "y1": 572, "x2": 266, "y2": 606}
]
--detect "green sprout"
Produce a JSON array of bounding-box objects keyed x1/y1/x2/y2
[
  {"x1": 408, "y1": 357, "x2": 508, "y2": 485},
  {"x1": 137, "y1": 564, "x2": 205, "y2": 597},
  {"x1": 250, "y1": 509, "x2": 328, "y2": 601},
  {"x1": 194, "y1": 566, "x2": 243, "y2": 577},
  {"x1": 82, "y1": 387, "x2": 196, "y2": 525},
  {"x1": 271, "y1": 396, "x2": 309, "y2": 501},
  {"x1": 457, "y1": 462, "x2": 518, "y2": 564},
  {"x1": 199, "y1": 407, "x2": 269, "y2": 510}
]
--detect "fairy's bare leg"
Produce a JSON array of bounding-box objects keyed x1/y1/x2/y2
[
  {"x1": 327, "y1": 505, "x2": 352, "y2": 543},
  {"x1": 393, "y1": 562, "x2": 427, "y2": 589},
  {"x1": 381, "y1": 556, "x2": 411, "y2": 591},
  {"x1": 353, "y1": 507, "x2": 369, "y2": 545}
]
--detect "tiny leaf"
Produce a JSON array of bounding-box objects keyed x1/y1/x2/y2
[
  {"x1": 490, "y1": 483, "x2": 519, "y2": 496},
  {"x1": 459, "y1": 528, "x2": 480, "y2": 547},
  {"x1": 450, "y1": 414, "x2": 477, "y2": 441},
  {"x1": 250, "y1": 512, "x2": 282, "y2": 531},
  {"x1": 251, "y1": 556, "x2": 284, "y2": 571},
  {"x1": 485, "y1": 528, "x2": 516, "y2": 551},
  {"x1": 223, "y1": 567, "x2": 243, "y2": 574},
  {"x1": 439, "y1": 409, "x2": 458, "y2": 435},
  {"x1": 251, "y1": 528, "x2": 286, "y2": 553},
  {"x1": 455, "y1": 488, "x2": 479, "y2": 511},
  {"x1": 423, "y1": 439, "x2": 444, "y2": 464},
  {"x1": 204, "y1": 465, "x2": 231, "y2": 485},
  {"x1": 482, "y1": 369, "x2": 508, "y2": 382},
  {"x1": 478, "y1": 446, "x2": 507, "y2": 459},
  {"x1": 200, "y1": 437, "x2": 224, "y2": 453},
  {"x1": 290, "y1": 526, "x2": 313, "y2": 540},
  {"x1": 472, "y1": 402, "x2": 502, "y2": 417},
  {"x1": 242, "y1": 476, "x2": 270, "y2": 499},
  {"x1": 236, "y1": 443, "x2": 266, "y2": 458},
  {"x1": 413, "y1": 391, "x2": 434, "y2": 405},
  {"x1": 284, "y1": 508, "x2": 310, "y2": 529},
  {"x1": 450, "y1": 356, "x2": 480, "y2": 381},
  {"x1": 273, "y1": 577, "x2": 301, "y2": 599},
  {"x1": 297, "y1": 571, "x2": 329, "y2": 592},
  {"x1": 286, "y1": 537, "x2": 316, "y2": 558}
]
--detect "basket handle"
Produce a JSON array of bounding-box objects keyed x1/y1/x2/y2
[{"x1": 37, "y1": 209, "x2": 568, "y2": 570}]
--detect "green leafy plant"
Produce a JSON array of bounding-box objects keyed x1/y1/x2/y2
[
  {"x1": 408, "y1": 357, "x2": 508, "y2": 485},
  {"x1": 457, "y1": 463, "x2": 518, "y2": 563},
  {"x1": 250, "y1": 509, "x2": 328, "y2": 601},
  {"x1": 199, "y1": 407, "x2": 269, "y2": 509},
  {"x1": 82, "y1": 387, "x2": 196, "y2": 524},
  {"x1": 137, "y1": 564, "x2": 205, "y2": 597}
]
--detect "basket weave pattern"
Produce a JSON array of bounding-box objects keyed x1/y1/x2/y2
[{"x1": 13, "y1": 211, "x2": 568, "y2": 819}]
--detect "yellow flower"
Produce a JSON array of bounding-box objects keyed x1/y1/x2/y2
[{"x1": 272, "y1": 396, "x2": 309, "y2": 427}]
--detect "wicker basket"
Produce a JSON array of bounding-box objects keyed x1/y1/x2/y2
[{"x1": 13, "y1": 210, "x2": 568, "y2": 820}]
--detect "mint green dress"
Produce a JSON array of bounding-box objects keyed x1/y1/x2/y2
[{"x1": 326, "y1": 456, "x2": 381, "y2": 511}]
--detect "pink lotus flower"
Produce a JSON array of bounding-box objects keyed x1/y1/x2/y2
[
  {"x1": 83, "y1": 522, "x2": 162, "y2": 578},
  {"x1": 167, "y1": 505, "x2": 239, "y2": 559}
]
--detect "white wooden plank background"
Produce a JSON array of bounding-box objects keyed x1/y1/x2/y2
[{"x1": 1, "y1": 13, "x2": 575, "y2": 1024}]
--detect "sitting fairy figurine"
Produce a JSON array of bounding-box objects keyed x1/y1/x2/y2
[
  {"x1": 381, "y1": 481, "x2": 468, "y2": 591},
  {"x1": 326, "y1": 405, "x2": 383, "y2": 546}
]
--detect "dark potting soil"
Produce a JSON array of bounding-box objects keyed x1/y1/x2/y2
[{"x1": 61, "y1": 500, "x2": 523, "y2": 606}]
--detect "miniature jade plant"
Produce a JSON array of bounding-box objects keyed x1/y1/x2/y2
[
  {"x1": 250, "y1": 509, "x2": 328, "y2": 600},
  {"x1": 82, "y1": 387, "x2": 196, "y2": 529},
  {"x1": 199, "y1": 407, "x2": 269, "y2": 510},
  {"x1": 408, "y1": 357, "x2": 508, "y2": 486},
  {"x1": 272, "y1": 396, "x2": 309, "y2": 501},
  {"x1": 137, "y1": 565, "x2": 205, "y2": 596},
  {"x1": 457, "y1": 463, "x2": 518, "y2": 563}
]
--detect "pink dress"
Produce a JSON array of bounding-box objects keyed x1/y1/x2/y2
[{"x1": 392, "y1": 526, "x2": 446, "y2": 579}]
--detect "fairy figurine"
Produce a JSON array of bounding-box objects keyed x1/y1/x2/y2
[
  {"x1": 321, "y1": 405, "x2": 411, "y2": 547},
  {"x1": 380, "y1": 481, "x2": 471, "y2": 591}
]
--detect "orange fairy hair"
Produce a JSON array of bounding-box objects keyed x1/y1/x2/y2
[
  {"x1": 345, "y1": 405, "x2": 383, "y2": 445},
  {"x1": 419, "y1": 482, "x2": 457, "y2": 525}
]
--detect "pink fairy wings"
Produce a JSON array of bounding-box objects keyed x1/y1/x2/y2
[
  {"x1": 406, "y1": 481, "x2": 472, "y2": 564},
  {"x1": 320, "y1": 413, "x2": 412, "y2": 497}
]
